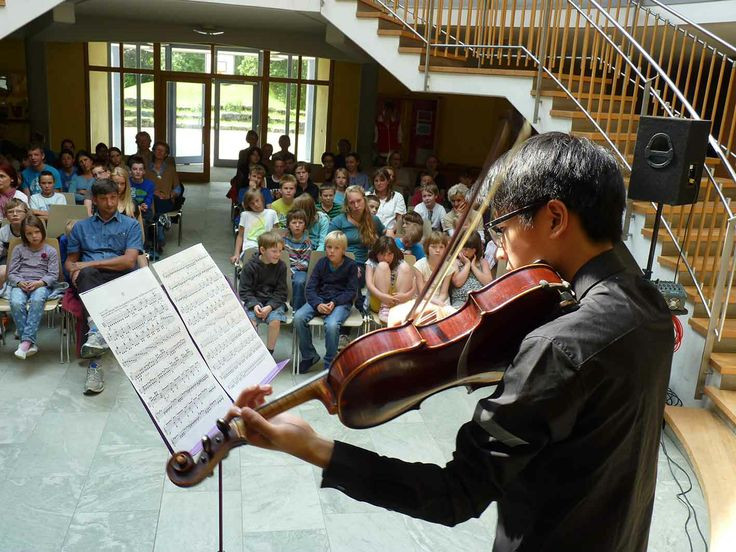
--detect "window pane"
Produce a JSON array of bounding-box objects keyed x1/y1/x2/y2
[
  {"x1": 122, "y1": 74, "x2": 154, "y2": 155},
  {"x1": 89, "y1": 71, "x2": 111, "y2": 147},
  {"x1": 123, "y1": 43, "x2": 154, "y2": 69},
  {"x1": 110, "y1": 43, "x2": 121, "y2": 68},
  {"x1": 289, "y1": 83, "x2": 299, "y2": 157},
  {"x1": 316, "y1": 58, "x2": 331, "y2": 80},
  {"x1": 268, "y1": 82, "x2": 299, "y2": 152},
  {"x1": 269, "y1": 52, "x2": 297, "y2": 78},
  {"x1": 303, "y1": 84, "x2": 329, "y2": 163},
  {"x1": 161, "y1": 44, "x2": 211, "y2": 73},
  {"x1": 110, "y1": 72, "x2": 122, "y2": 148},
  {"x1": 216, "y1": 47, "x2": 260, "y2": 76},
  {"x1": 301, "y1": 56, "x2": 316, "y2": 80},
  {"x1": 88, "y1": 42, "x2": 108, "y2": 66}
]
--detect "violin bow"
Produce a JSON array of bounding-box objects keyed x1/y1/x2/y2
[{"x1": 406, "y1": 116, "x2": 533, "y2": 323}]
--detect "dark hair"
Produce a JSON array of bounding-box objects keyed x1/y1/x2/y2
[
  {"x1": 246, "y1": 146, "x2": 262, "y2": 162},
  {"x1": 152, "y1": 141, "x2": 170, "y2": 156},
  {"x1": 128, "y1": 155, "x2": 145, "y2": 168},
  {"x1": 75, "y1": 150, "x2": 93, "y2": 171},
  {"x1": 492, "y1": 133, "x2": 625, "y2": 243},
  {"x1": 321, "y1": 151, "x2": 335, "y2": 164},
  {"x1": 91, "y1": 178, "x2": 119, "y2": 197},
  {"x1": 95, "y1": 142, "x2": 108, "y2": 152},
  {"x1": 27, "y1": 142, "x2": 44, "y2": 154},
  {"x1": 60, "y1": 138, "x2": 74, "y2": 149},
  {"x1": 21, "y1": 214, "x2": 47, "y2": 245},
  {"x1": 346, "y1": 152, "x2": 361, "y2": 164},
  {"x1": 59, "y1": 148, "x2": 74, "y2": 159},
  {"x1": 461, "y1": 231, "x2": 484, "y2": 261},
  {"x1": 287, "y1": 208, "x2": 308, "y2": 227},
  {"x1": 320, "y1": 182, "x2": 336, "y2": 193},
  {"x1": 0, "y1": 160, "x2": 20, "y2": 188},
  {"x1": 369, "y1": 235, "x2": 404, "y2": 270},
  {"x1": 39, "y1": 170, "x2": 56, "y2": 183},
  {"x1": 109, "y1": 146, "x2": 122, "y2": 155},
  {"x1": 294, "y1": 161, "x2": 311, "y2": 174}
]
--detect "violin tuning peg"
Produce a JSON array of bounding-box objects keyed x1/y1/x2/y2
[
  {"x1": 202, "y1": 434, "x2": 212, "y2": 454},
  {"x1": 216, "y1": 418, "x2": 230, "y2": 439}
]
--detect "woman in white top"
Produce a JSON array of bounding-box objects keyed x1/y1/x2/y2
[
  {"x1": 230, "y1": 189, "x2": 279, "y2": 263},
  {"x1": 371, "y1": 167, "x2": 406, "y2": 234}
]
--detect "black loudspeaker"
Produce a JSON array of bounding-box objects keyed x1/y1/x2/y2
[{"x1": 628, "y1": 116, "x2": 711, "y2": 205}]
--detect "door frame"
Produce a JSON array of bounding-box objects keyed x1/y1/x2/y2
[
  {"x1": 158, "y1": 75, "x2": 212, "y2": 183},
  {"x1": 213, "y1": 79, "x2": 261, "y2": 168}
]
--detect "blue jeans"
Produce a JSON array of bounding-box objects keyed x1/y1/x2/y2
[
  {"x1": 9, "y1": 286, "x2": 51, "y2": 344},
  {"x1": 294, "y1": 303, "x2": 351, "y2": 368},
  {"x1": 291, "y1": 271, "x2": 307, "y2": 311}
]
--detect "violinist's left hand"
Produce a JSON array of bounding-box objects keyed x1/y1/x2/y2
[{"x1": 227, "y1": 385, "x2": 335, "y2": 469}]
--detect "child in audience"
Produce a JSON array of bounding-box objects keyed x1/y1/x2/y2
[
  {"x1": 345, "y1": 152, "x2": 370, "y2": 189},
  {"x1": 7, "y1": 214, "x2": 59, "y2": 359},
  {"x1": 29, "y1": 171, "x2": 67, "y2": 218},
  {"x1": 266, "y1": 158, "x2": 286, "y2": 200},
  {"x1": 58, "y1": 149, "x2": 77, "y2": 192},
  {"x1": 293, "y1": 194, "x2": 329, "y2": 251},
  {"x1": 412, "y1": 231, "x2": 454, "y2": 309},
  {"x1": 365, "y1": 236, "x2": 415, "y2": 323},
  {"x1": 129, "y1": 155, "x2": 155, "y2": 224},
  {"x1": 333, "y1": 168, "x2": 348, "y2": 205},
  {"x1": 294, "y1": 230, "x2": 358, "y2": 373},
  {"x1": 238, "y1": 231, "x2": 287, "y2": 356},
  {"x1": 366, "y1": 194, "x2": 380, "y2": 217},
  {"x1": 270, "y1": 174, "x2": 297, "y2": 227},
  {"x1": 450, "y1": 231, "x2": 493, "y2": 309},
  {"x1": 413, "y1": 182, "x2": 446, "y2": 231},
  {"x1": 394, "y1": 211, "x2": 425, "y2": 260},
  {"x1": 246, "y1": 165, "x2": 272, "y2": 207},
  {"x1": 0, "y1": 199, "x2": 28, "y2": 286},
  {"x1": 317, "y1": 182, "x2": 342, "y2": 220},
  {"x1": 283, "y1": 209, "x2": 312, "y2": 311},
  {"x1": 231, "y1": 189, "x2": 279, "y2": 263},
  {"x1": 410, "y1": 172, "x2": 435, "y2": 207}
]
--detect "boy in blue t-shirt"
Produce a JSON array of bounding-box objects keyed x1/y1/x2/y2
[
  {"x1": 22, "y1": 144, "x2": 62, "y2": 196},
  {"x1": 128, "y1": 156, "x2": 155, "y2": 220}
]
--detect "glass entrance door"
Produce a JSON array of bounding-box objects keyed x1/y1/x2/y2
[
  {"x1": 165, "y1": 78, "x2": 211, "y2": 181},
  {"x1": 213, "y1": 81, "x2": 259, "y2": 167}
]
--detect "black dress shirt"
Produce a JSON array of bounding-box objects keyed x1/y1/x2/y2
[{"x1": 322, "y1": 247, "x2": 673, "y2": 551}]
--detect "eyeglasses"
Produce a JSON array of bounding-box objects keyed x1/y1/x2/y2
[{"x1": 486, "y1": 200, "x2": 547, "y2": 247}]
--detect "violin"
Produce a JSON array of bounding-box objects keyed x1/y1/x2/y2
[{"x1": 167, "y1": 262, "x2": 575, "y2": 487}]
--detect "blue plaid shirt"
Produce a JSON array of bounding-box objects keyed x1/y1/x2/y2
[{"x1": 67, "y1": 211, "x2": 143, "y2": 268}]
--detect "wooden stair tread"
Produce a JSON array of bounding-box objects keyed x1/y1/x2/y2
[
  {"x1": 399, "y1": 47, "x2": 468, "y2": 61},
  {"x1": 418, "y1": 64, "x2": 537, "y2": 77},
  {"x1": 550, "y1": 109, "x2": 640, "y2": 120},
  {"x1": 530, "y1": 88, "x2": 635, "y2": 101},
  {"x1": 705, "y1": 386, "x2": 736, "y2": 425},
  {"x1": 664, "y1": 405, "x2": 736, "y2": 551},
  {"x1": 710, "y1": 353, "x2": 736, "y2": 376},
  {"x1": 642, "y1": 227, "x2": 723, "y2": 241},
  {"x1": 690, "y1": 317, "x2": 736, "y2": 339},
  {"x1": 631, "y1": 200, "x2": 731, "y2": 216},
  {"x1": 682, "y1": 285, "x2": 736, "y2": 306},
  {"x1": 658, "y1": 255, "x2": 720, "y2": 272},
  {"x1": 572, "y1": 130, "x2": 639, "y2": 141}
]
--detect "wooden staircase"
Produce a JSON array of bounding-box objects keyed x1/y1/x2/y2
[{"x1": 342, "y1": 0, "x2": 736, "y2": 547}]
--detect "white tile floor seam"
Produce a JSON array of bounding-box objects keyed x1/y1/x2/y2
[{"x1": 0, "y1": 177, "x2": 711, "y2": 551}]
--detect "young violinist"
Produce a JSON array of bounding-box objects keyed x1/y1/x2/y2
[{"x1": 227, "y1": 133, "x2": 674, "y2": 552}]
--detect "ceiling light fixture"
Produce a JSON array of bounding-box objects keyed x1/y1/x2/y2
[{"x1": 193, "y1": 25, "x2": 224, "y2": 36}]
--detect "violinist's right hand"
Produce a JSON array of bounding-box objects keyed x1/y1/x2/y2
[{"x1": 226, "y1": 385, "x2": 335, "y2": 469}]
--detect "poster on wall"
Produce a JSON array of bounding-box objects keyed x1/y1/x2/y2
[{"x1": 408, "y1": 99, "x2": 438, "y2": 166}]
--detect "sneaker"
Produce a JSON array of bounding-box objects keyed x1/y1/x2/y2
[
  {"x1": 158, "y1": 214, "x2": 172, "y2": 230},
  {"x1": 84, "y1": 361, "x2": 104, "y2": 394},
  {"x1": 25, "y1": 343, "x2": 38, "y2": 358},
  {"x1": 81, "y1": 330, "x2": 109, "y2": 359},
  {"x1": 338, "y1": 334, "x2": 351, "y2": 353},
  {"x1": 378, "y1": 305, "x2": 390, "y2": 324},
  {"x1": 298, "y1": 356, "x2": 320, "y2": 375},
  {"x1": 13, "y1": 344, "x2": 26, "y2": 360}
]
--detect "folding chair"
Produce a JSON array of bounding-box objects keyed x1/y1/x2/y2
[
  {"x1": 61, "y1": 193, "x2": 76, "y2": 206},
  {"x1": 0, "y1": 238, "x2": 65, "y2": 361},
  {"x1": 47, "y1": 204, "x2": 89, "y2": 239},
  {"x1": 233, "y1": 246, "x2": 258, "y2": 290}
]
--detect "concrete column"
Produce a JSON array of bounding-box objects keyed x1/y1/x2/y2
[
  {"x1": 24, "y1": 37, "x2": 50, "y2": 141},
  {"x1": 357, "y1": 62, "x2": 378, "y2": 169}
]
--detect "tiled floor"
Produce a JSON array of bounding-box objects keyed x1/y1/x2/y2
[{"x1": 0, "y1": 178, "x2": 710, "y2": 551}]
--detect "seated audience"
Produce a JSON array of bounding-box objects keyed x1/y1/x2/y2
[
  {"x1": 59, "y1": 138, "x2": 75, "y2": 156},
  {"x1": 329, "y1": 185, "x2": 384, "y2": 272},
  {"x1": 261, "y1": 142, "x2": 273, "y2": 166},
  {"x1": 235, "y1": 147, "x2": 266, "y2": 189},
  {"x1": 238, "y1": 231, "x2": 287, "y2": 357},
  {"x1": 237, "y1": 165, "x2": 272, "y2": 209},
  {"x1": 409, "y1": 172, "x2": 434, "y2": 207},
  {"x1": 0, "y1": 162, "x2": 29, "y2": 218},
  {"x1": 321, "y1": 152, "x2": 336, "y2": 183},
  {"x1": 58, "y1": 149, "x2": 77, "y2": 192},
  {"x1": 415, "y1": 154, "x2": 447, "y2": 197},
  {"x1": 413, "y1": 182, "x2": 446, "y2": 231},
  {"x1": 272, "y1": 135, "x2": 296, "y2": 167},
  {"x1": 65, "y1": 179, "x2": 143, "y2": 394},
  {"x1": 366, "y1": 194, "x2": 380, "y2": 217},
  {"x1": 69, "y1": 150, "x2": 95, "y2": 205},
  {"x1": 146, "y1": 141, "x2": 183, "y2": 253},
  {"x1": 293, "y1": 194, "x2": 329, "y2": 251},
  {"x1": 449, "y1": 232, "x2": 493, "y2": 309},
  {"x1": 7, "y1": 214, "x2": 59, "y2": 359},
  {"x1": 317, "y1": 182, "x2": 342, "y2": 220},
  {"x1": 109, "y1": 147, "x2": 124, "y2": 169},
  {"x1": 334, "y1": 138, "x2": 351, "y2": 169},
  {"x1": 95, "y1": 142, "x2": 110, "y2": 166},
  {"x1": 394, "y1": 212, "x2": 425, "y2": 260},
  {"x1": 294, "y1": 230, "x2": 358, "y2": 373},
  {"x1": 371, "y1": 167, "x2": 406, "y2": 233},
  {"x1": 412, "y1": 231, "x2": 454, "y2": 309},
  {"x1": 29, "y1": 171, "x2": 67, "y2": 218},
  {"x1": 266, "y1": 158, "x2": 286, "y2": 200},
  {"x1": 365, "y1": 236, "x2": 415, "y2": 323},
  {"x1": 231, "y1": 190, "x2": 279, "y2": 263},
  {"x1": 22, "y1": 143, "x2": 62, "y2": 197},
  {"x1": 345, "y1": 152, "x2": 370, "y2": 190},
  {"x1": 129, "y1": 155, "x2": 155, "y2": 229},
  {"x1": 0, "y1": 199, "x2": 29, "y2": 286},
  {"x1": 387, "y1": 150, "x2": 414, "y2": 200},
  {"x1": 270, "y1": 175, "x2": 298, "y2": 228},
  {"x1": 294, "y1": 162, "x2": 319, "y2": 201},
  {"x1": 442, "y1": 183, "x2": 472, "y2": 235},
  {"x1": 283, "y1": 209, "x2": 311, "y2": 311}
]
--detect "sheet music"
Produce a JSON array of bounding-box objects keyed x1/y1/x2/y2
[
  {"x1": 153, "y1": 243, "x2": 279, "y2": 399},
  {"x1": 80, "y1": 268, "x2": 231, "y2": 452}
]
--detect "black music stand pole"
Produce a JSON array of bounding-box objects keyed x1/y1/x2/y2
[
  {"x1": 218, "y1": 462, "x2": 224, "y2": 552},
  {"x1": 643, "y1": 202, "x2": 664, "y2": 281}
]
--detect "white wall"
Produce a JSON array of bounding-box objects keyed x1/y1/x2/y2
[{"x1": 0, "y1": 0, "x2": 65, "y2": 40}]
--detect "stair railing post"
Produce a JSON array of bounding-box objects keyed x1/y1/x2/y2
[
  {"x1": 424, "y1": 0, "x2": 435, "y2": 91},
  {"x1": 533, "y1": 0, "x2": 552, "y2": 123},
  {"x1": 623, "y1": 77, "x2": 655, "y2": 239},
  {"x1": 695, "y1": 215, "x2": 736, "y2": 398}
]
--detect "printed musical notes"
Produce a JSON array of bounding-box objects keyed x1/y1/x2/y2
[
  {"x1": 154, "y1": 244, "x2": 279, "y2": 399},
  {"x1": 80, "y1": 268, "x2": 231, "y2": 452}
]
